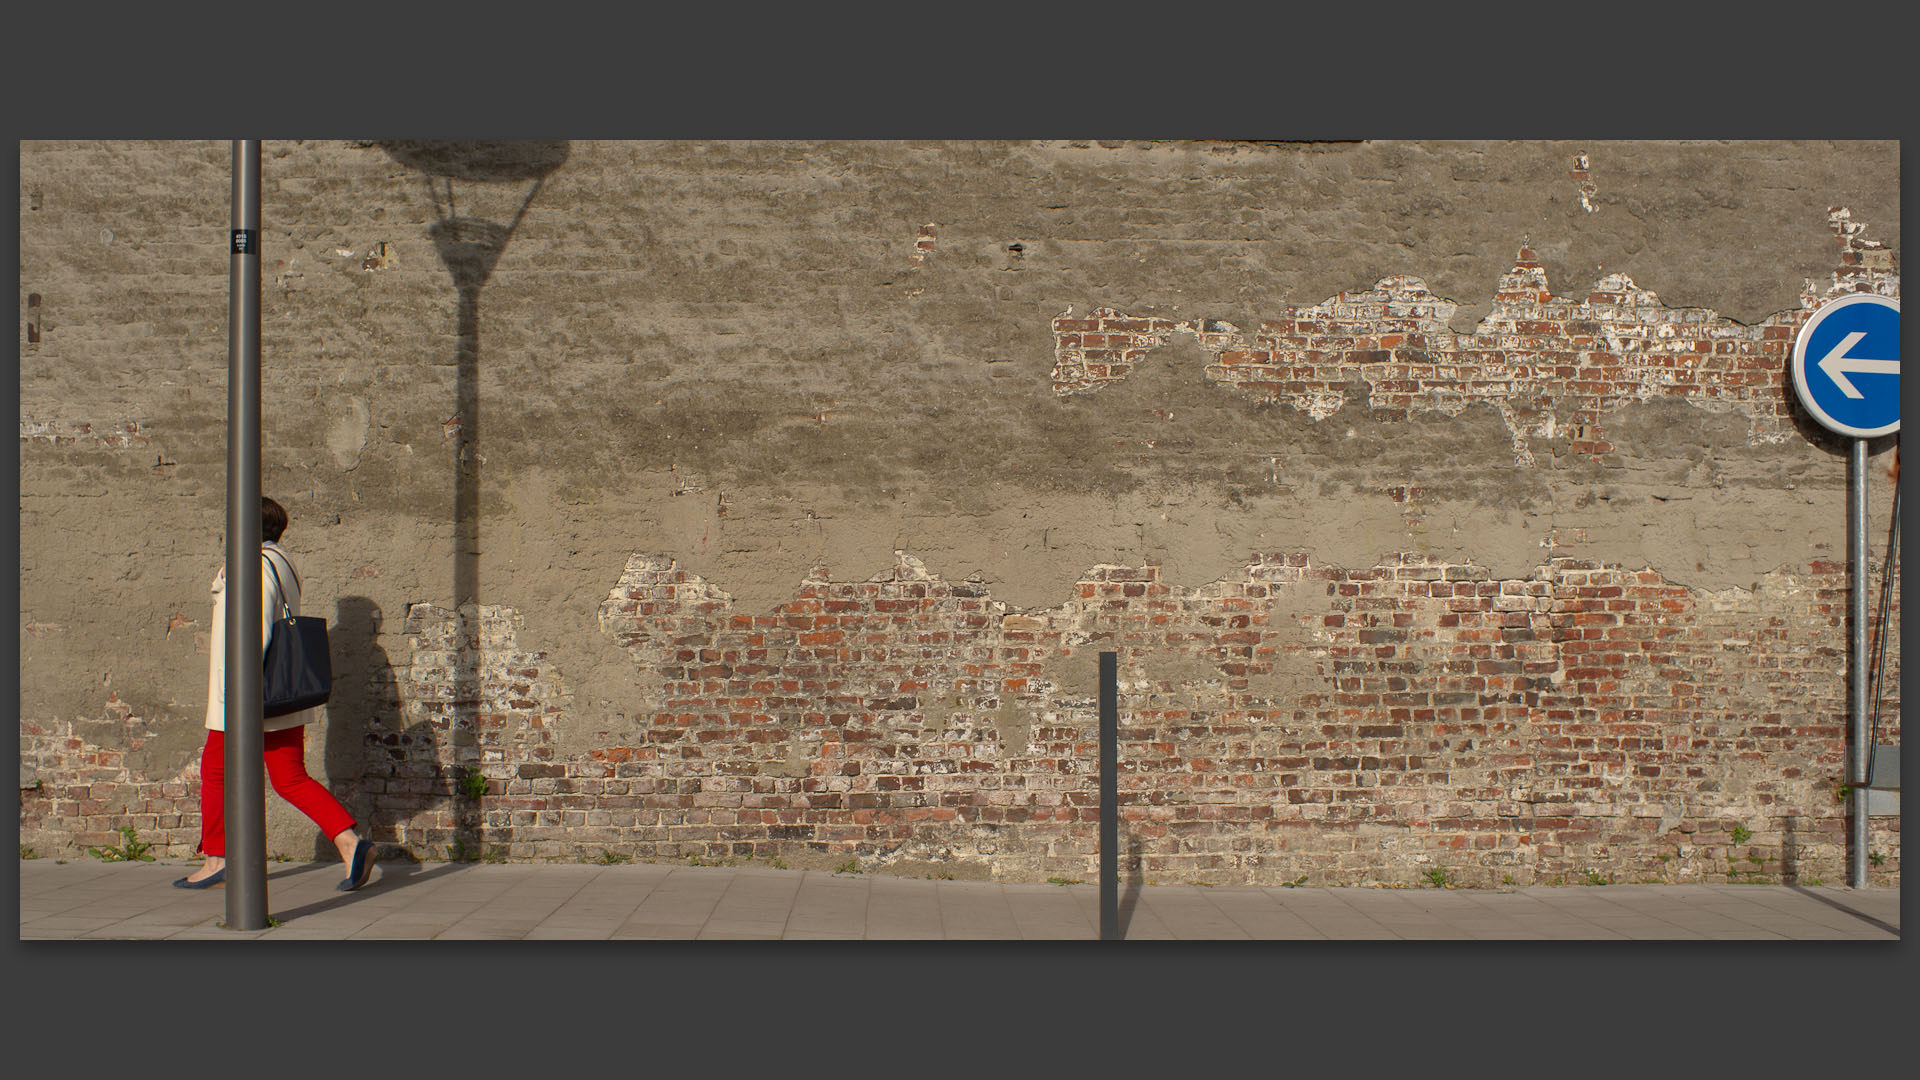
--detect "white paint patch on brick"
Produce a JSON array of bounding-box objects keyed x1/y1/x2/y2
[
  {"x1": 1052, "y1": 214, "x2": 1899, "y2": 465},
  {"x1": 909, "y1": 223, "x2": 937, "y2": 266},
  {"x1": 360, "y1": 240, "x2": 397, "y2": 272},
  {"x1": 401, "y1": 602, "x2": 566, "y2": 769},
  {"x1": 19, "y1": 418, "x2": 150, "y2": 449},
  {"x1": 1570, "y1": 152, "x2": 1597, "y2": 214}
]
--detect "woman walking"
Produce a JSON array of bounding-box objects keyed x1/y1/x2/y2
[{"x1": 175, "y1": 496, "x2": 374, "y2": 892}]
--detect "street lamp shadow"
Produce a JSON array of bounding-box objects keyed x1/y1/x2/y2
[{"x1": 374, "y1": 141, "x2": 569, "y2": 862}]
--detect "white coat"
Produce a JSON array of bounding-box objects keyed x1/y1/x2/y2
[{"x1": 205, "y1": 541, "x2": 316, "y2": 732}]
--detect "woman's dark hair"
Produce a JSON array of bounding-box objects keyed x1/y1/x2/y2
[{"x1": 262, "y1": 497, "x2": 288, "y2": 543}]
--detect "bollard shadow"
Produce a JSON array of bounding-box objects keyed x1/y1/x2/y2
[
  {"x1": 1121, "y1": 835, "x2": 1144, "y2": 936},
  {"x1": 1784, "y1": 884, "x2": 1900, "y2": 936},
  {"x1": 374, "y1": 141, "x2": 569, "y2": 862},
  {"x1": 1780, "y1": 814, "x2": 1808, "y2": 886}
]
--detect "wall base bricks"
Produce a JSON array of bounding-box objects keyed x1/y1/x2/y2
[{"x1": 33, "y1": 552, "x2": 1874, "y2": 885}]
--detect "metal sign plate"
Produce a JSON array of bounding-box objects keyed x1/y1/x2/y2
[{"x1": 1792, "y1": 293, "x2": 1901, "y2": 438}]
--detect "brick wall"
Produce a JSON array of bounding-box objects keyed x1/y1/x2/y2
[
  {"x1": 29, "y1": 545, "x2": 1890, "y2": 885},
  {"x1": 19, "y1": 696, "x2": 200, "y2": 856},
  {"x1": 17, "y1": 142, "x2": 1899, "y2": 888},
  {"x1": 570, "y1": 549, "x2": 1895, "y2": 885}
]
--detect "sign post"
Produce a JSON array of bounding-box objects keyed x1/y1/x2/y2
[
  {"x1": 1790, "y1": 293, "x2": 1899, "y2": 890},
  {"x1": 1099, "y1": 652, "x2": 1118, "y2": 940}
]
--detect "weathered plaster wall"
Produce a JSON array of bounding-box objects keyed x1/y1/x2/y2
[{"x1": 18, "y1": 140, "x2": 1899, "y2": 885}]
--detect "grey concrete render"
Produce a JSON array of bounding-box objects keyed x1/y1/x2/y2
[
  {"x1": 17, "y1": 859, "x2": 1900, "y2": 941},
  {"x1": 19, "y1": 141, "x2": 1902, "y2": 789}
]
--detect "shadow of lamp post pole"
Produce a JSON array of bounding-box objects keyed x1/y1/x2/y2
[{"x1": 375, "y1": 141, "x2": 568, "y2": 861}]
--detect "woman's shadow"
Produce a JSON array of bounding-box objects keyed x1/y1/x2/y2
[{"x1": 315, "y1": 596, "x2": 410, "y2": 861}]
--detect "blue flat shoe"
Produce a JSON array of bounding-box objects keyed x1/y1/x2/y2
[
  {"x1": 173, "y1": 868, "x2": 225, "y2": 889},
  {"x1": 338, "y1": 840, "x2": 375, "y2": 892}
]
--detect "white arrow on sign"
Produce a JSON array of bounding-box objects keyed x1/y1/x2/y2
[{"x1": 1816, "y1": 331, "x2": 1899, "y2": 399}]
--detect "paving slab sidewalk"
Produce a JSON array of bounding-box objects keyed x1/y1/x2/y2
[{"x1": 15, "y1": 859, "x2": 1902, "y2": 941}]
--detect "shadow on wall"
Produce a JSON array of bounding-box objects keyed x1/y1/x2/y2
[
  {"x1": 1122, "y1": 835, "x2": 1144, "y2": 936},
  {"x1": 374, "y1": 138, "x2": 569, "y2": 611},
  {"x1": 1787, "y1": 392, "x2": 1900, "y2": 462},
  {"x1": 372, "y1": 141, "x2": 569, "y2": 860},
  {"x1": 1782, "y1": 814, "x2": 1799, "y2": 884},
  {"x1": 317, "y1": 596, "x2": 400, "y2": 860}
]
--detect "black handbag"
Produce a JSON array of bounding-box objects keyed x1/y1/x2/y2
[{"x1": 262, "y1": 551, "x2": 332, "y2": 717}]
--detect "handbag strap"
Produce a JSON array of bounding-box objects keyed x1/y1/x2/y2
[{"x1": 262, "y1": 549, "x2": 297, "y2": 622}]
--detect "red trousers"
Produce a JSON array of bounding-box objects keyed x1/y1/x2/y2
[{"x1": 198, "y1": 726, "x2": 356, "y2": 856}]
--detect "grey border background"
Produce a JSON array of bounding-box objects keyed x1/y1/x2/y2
[{"x1": 4, "y1": 5, "x2": 1911, "y2": 1075}]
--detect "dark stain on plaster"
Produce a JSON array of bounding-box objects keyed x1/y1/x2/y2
[
  {"x1": 472, "y1": 317, "x2": 1567, "y2": 523},
  {"x1": 1073, "y1": 332, "x2": 1553, "y2": 507},
  {"x1": 119, "y1": 717, "x2": 207, "y2": 780},
  {"x1": 1604, "y1": 398, "x2": 1755, "y2": 460}
]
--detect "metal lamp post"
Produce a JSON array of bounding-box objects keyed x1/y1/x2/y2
[{"x1": 225, "y1": 139, "x2": 268, "y2": 930}]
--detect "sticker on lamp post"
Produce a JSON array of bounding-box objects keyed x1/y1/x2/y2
[{"x1": 1792, "y1": 293, "x2": 1901, "y2": 438}]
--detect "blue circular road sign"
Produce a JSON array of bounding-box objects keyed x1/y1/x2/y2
[{"x1": 1792, "y1": 293, "x2": 1901, "y2": 438}]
